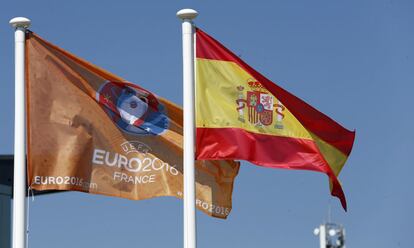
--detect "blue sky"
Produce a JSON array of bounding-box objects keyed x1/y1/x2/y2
[{"x1": 1, "y1": 0, "x2": 413, "y2": 247}]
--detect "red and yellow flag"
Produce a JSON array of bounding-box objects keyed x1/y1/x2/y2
[
  {"x1": 195, "y1": 28, "x2": 355, "y2": 210},
  {"x1": 26, "y1": 31, "x2": 240, "y2": 218}
]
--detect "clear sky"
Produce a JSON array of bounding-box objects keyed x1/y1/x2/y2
[{"x1": 1, "y1": 0, "x2": 413, "y2": 247}]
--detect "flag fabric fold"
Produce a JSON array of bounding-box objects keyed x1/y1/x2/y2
[
  {"x1": 195, "y1": 28, "x2": 355, "y2": 210},
  {"x1": 26, "y1": 31, "x2": 240, "y2": 219}
]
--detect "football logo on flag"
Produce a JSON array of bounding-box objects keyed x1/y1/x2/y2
[{"x1": 96, "y1": 81, "x2": 169, "y2": 136}]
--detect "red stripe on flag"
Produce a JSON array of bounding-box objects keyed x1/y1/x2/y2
[
  {"x1": 196, "y1": 28, "x2": 355, "y2": 156},
  {"x1": 196, "y1": 127, "x2": 347, "y2": 210},
  {"x1": 197, "y1": 127, "x2": 327, "y2": 172}
]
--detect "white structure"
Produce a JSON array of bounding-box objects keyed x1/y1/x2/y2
[
  {"x1": 10, "y1": 17, "x2": 31, "y2": 248},
  {"x1": 314, "y1": 223, "x2": 346, "y2": 248},
  {"x1": 176, "y1": 8, "x2": 198, "y2": 248}
]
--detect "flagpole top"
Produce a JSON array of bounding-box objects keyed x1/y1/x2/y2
[
  {"x1": 176, "y1": 9, "x2": 198, "y2": 20},
  {"x1": 9, "y1": 17, "x2": 31, "y2": 29}
]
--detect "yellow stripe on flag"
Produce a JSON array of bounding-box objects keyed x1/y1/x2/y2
[{"x1": 196, "y1": 58, "x2": 312, "y2": 140}]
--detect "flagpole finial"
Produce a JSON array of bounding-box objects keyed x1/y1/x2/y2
[
  {"x1": 9, "y1": 17, "x2": 31, "y2": 29},
  {"x1": 176, "y1": 9, "x2": 198, "y2": 20}
]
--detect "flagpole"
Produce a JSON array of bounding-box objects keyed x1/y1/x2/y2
[
  {"x1": 9, "y1": 17, "x2": 31, "y2": 248},
  {"x1": 177, "y1": 8, "x2": 198, "y2": 248}
]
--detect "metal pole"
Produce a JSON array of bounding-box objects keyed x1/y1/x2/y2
[
  {"x1": 319, "y1": 224, "x2": 326, "y2": 248},
  {"x1": 9, "y1": 16, "x2": 31, "y2": 248},
  {"x1": 176, "y1": 8, "x2": 198, "y2": 248}
]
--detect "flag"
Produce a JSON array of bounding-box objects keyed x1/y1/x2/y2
[
  {"x1": 195, "y1": 28, "x2": 355, "y2": 210},
  {"x1": 26, "y1": 31, "x2": 240, "y2": 219}
]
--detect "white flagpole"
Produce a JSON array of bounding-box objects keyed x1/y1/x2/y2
[
  {"x1": 9, "y1": 17, "x2": 31, "y2": 248},
  {"x1": 176, "y1": 8, "x2": 198, "y2": 248}
]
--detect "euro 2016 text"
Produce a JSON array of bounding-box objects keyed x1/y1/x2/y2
[
  {"x1": 32, "y1": 176, "x2": 97, "y2": 190},
  {"x1": 92, "y1": 148, "x2": 179, "y2": 175}
]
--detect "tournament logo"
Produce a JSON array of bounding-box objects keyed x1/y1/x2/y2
[
  {"x1": 96, "y1": 81, "x2": 169, "y2": 136},
  {"x1": 236, "y1": 80, "x2": 285, "y2": 129}
]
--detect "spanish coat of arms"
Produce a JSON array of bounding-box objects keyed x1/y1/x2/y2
[{"x1": 236, "y1": 80, "x2": 285, "y2": 129}]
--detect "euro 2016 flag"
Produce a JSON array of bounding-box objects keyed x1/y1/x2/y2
[
  {"x1": 195, "y1": 28, "x2": 355, "y2": 210},
  {"x1": 26, "y1": 31, "x2": 240, "y2": 219}
]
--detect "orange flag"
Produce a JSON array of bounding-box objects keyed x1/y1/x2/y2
[
  {"x1": 195, "y1": 28, "x2": 355, "y2": 210},
  {"x1": 26, "y1": 31, "x2": 240, "y2": 219}
]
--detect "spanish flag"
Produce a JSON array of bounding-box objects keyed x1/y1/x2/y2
[
  {"x1": 195, "y1": 28, "x2": 355, "y2": 210},
  {"x1": 26, "y1": 31, "x2": 240, "y2": 218}
]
